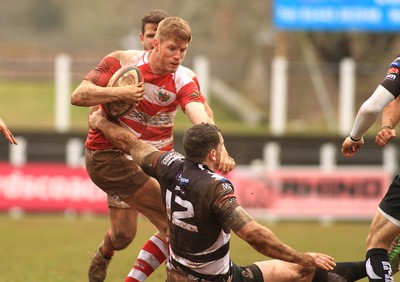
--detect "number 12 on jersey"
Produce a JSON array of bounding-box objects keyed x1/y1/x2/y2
[{"x1": 166, "y1": 188, "x2": 199, "y2": 232}]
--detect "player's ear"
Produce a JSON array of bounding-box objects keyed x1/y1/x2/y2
[
  {"x1": 209, "y1": 148, "x2": 217, "y2": 162},
  {"x1": 139, "y1": 33, "x2": 144, "y2": 44},
  {"x1": 153, "y1": 38, "x2": 159, "y2": 50}
]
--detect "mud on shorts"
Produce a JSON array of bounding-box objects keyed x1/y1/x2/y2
[
  {"x1": 85, "y1": 148, "x2": 150, "y2": 201},
  {"x1": 107, "y1": 194, "x2": 131, "y2": 208},
  {"x1": 232, "y1": 262, "x2": 263, "y2": 282},
  {"x1": 379, "y1": 174, "x2": 400, "y2": 227}
]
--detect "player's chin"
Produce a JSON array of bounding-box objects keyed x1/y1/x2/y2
[{"x1": 168, "y1": 64, "x2": 179, "y2": 73}]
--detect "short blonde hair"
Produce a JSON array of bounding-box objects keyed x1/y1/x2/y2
[{"x1": 155, "y1": 17, "x2": 192, "y2": 43}]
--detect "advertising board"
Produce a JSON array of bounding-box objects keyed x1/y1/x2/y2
[{"x1": 0, "y1": 163, "x2": 390, "y2": 220}]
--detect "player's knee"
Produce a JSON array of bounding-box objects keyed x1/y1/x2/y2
[{"x1": 111, "y1": 228, "x2": 136, "y2": 250}]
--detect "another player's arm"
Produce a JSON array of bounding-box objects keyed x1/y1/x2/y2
[
  {"x1": 341, "y1": 85, "x2": 395, "y2": 157},
  {"x1": 201, "y1": 101, "x2": 234, "y2": 173},
  {"x1": 342, "y1": 58, "x2": 400, "y2": 157},
  {"x1": 213, "y1": 183, "x2": 335, "y2": 270},
  {"x1": 375, "y1": 96, "x2": 400, "y2": 147},
  {"x1": 0, "y1": 118, "x2": 17, "y2": 145},
  {"x1": 184, "y1": 102, "x2": 235, "y2": 174},
  {"x1": 88, "y1": 108, "x2": 157, "y2": 161}
]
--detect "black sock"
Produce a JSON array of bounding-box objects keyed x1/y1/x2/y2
[
  {"x1": 332, "y1": 261, "x2": 367, "y2": 281},
  {"x1": 365, "y1": 248, "x2": 393, "y2": 282},
  {"x1": 313, "y1": 261, "x2": 367, "y2": 282}
]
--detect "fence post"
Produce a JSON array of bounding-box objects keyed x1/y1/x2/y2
[
  {"x1": 320, "y1": 143, "x2": 336, "y2": 171},
  {"x1": 263, "y1": 142, "x2": 280, "y2": 170},
  {"x1": 270, "y1": 56, "x2": 288, "y2": 136},
  {"x1": 338, "y1": 58, "x2": 356, "y2": 136},
  {"x1": 383, "y1": 144, "x2": 397, "y2": 176},
  {"x1": 55, "y1": 54, "x2": 71, "y2": 133},
  {"x1": 9, "y1": 136, "x2": 27, "y2": 166},
  {"x1": 193, "y1": 55, "x2": 210, "y2": 101},
  {"x1": 66, "y1": 138, "x2": 84, "y2": 168}
]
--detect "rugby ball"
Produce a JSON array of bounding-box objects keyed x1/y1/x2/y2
[{"x1": 104, "y1": 66, "x2": 143, "y2": 119}]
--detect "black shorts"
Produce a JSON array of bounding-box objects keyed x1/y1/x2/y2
[
  {"x1": 232, "y1": 262, "x2": 263, "y2": 282},
  {"x1": 379, "y1": 175, "x2": 400, "y2": 226}
]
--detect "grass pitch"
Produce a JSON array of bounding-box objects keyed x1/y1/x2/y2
[{"x1": 0, "y1": 213, "x2": 375, "y2": 282}]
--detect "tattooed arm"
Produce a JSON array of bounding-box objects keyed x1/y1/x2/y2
[{"x1": 213, "y1": 182, "x2": 335, "y2": 270}]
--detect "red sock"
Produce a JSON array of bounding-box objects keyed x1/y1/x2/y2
[
  {"x1": 100, "y1": 229, "x2": 115, "y2": 259},
  {"x1": 125, "y1": 234, "x2": 168, "y2": 282}
]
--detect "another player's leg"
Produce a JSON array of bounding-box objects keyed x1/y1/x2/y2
[
  {"x1": 328, "y1": 261, "x2": 366, "y2": 281},
  {"x1": 255, "y1": 260, "x2": 314, "y2": 281},
  {"x1": 256, "y1": 259, "x2": 368, "y2": 282},
  {"x1": 124, "y1": 176, "x2": 169, "y2": 236},
  {"x1": 365, "y1": 211, "x2": 400, "y2": 282},
  {"x1": 123, "y1": 177, "x2": 170, "y2": 281},
  {"x1": 85, "y1": 149, "x2": 169, "y2": 281},
  {"x1": 89, "y1": 196, "x2": 138, "y2": 282},
  {"x1": 125, "y1": 232, "x2": 168, "y2": 282},
  {"x1": 365, "y1": 176, "x2": 400, "y2": 282}
]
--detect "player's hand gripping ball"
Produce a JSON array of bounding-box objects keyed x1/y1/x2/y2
[{"x1": 104, "y1": 66, "x2": 144, "y2": 118}]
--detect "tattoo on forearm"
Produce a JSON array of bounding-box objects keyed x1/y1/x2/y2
[{"x1": 225, "y1": 207, "x2": 253, "y2": 232}]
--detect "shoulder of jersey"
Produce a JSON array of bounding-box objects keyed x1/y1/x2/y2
[
  {"x1": 390, "y1": 57, "x2": 400, "y2": 68},
  {"x1": 122, "y1": 49, "x2": 146, "y2": 62},
  {"x1": 178, "y1": 65, "x2": 196, "y2": 79}
]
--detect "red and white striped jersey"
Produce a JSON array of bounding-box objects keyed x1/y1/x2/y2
[
  {"x1": 85, "y1": 50, "x2": 203, "y2": 150},
  {"x1": 139, "y1": 66, "x2": 206, "y2": 151}
]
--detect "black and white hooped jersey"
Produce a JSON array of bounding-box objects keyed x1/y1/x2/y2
[{"x1": 142, "y1": 151, "x2": 239, "y2": 281}]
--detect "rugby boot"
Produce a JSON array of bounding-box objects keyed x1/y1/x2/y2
[
  {"x1": 88, "y1": 247, "x2": 111, "y2": 282},
  {"x1": 389, "y1": 235, "x2": 400, "y2": 275}
]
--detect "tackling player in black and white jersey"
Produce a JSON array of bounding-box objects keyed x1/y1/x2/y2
[{"x1": 89, "y1": 108, "x2": 368, "y2": 282}]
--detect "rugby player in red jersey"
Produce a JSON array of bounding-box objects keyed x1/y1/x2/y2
[{"x1": 71, "y1": 16, "x2": 234, "y2": 282}]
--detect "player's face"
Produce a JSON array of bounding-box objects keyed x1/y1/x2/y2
[
  {"x1": 156, "y1": 38, "x2": 189, "y2": 73},
  {"x1": 140, "y1": 23, "x2": 158, "y2": 51}
]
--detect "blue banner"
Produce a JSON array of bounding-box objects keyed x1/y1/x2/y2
[{"x1": 273, "y1": 0, "x2": 400, "y2": 31}]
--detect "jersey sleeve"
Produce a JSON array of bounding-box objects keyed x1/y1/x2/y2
[
  {"x1": 177, "y1": 82, "x2": 203, "y2": 112},
  {"x1": 141, "y1": 151, "x2": 184, "y2": 179},
  {"x1": 380, "y1": 57, "x2": 400, "y2": 98},
  {"x1": 211, "y1": 180, "x2": 240, "y2": 224},
  {"x1": 199, "y1": 93, "x2": 206, "y2": 103},
  {"x1": 84, "y1": 56, "x2": 122, "y2": 87},
  {"x1": 174, "y1": 67, "x2": 203, "y2": 111}
]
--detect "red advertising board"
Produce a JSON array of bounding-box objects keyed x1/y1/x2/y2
[
  {"x1": 0, "y1": 162, "x2": 391, "y2": 219},
  {"x1": 0, "y1": 162, "x2": 107, "y2": 214},
  {"x1": 231, "y1": 168, "x2": 391, "y2": 220}
]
